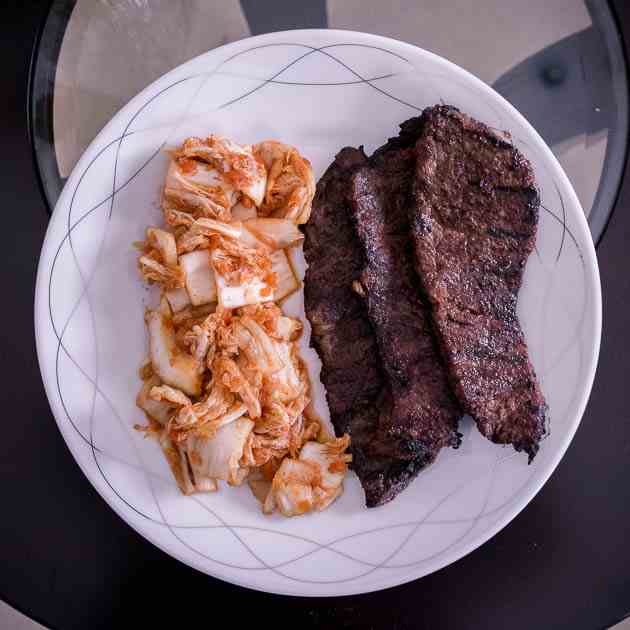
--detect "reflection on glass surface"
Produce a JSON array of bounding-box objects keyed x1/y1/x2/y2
[
  {"x1": 53, "y1": 0, "x2": 251, "y2": 177},
  {"x1": 32, "y1": 0, "x2": 627, "y2": 241}
]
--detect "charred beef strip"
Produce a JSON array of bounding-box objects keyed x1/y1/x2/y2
[
  {"x1": 303, "y1": 148, "x2": 379, "y2": 428},
  {"x1": 348, "y1": 148, "x2": 461, "y2": 466},
  {"x1": 409, "y1": 105, "x2": 547, "y2": 460}
]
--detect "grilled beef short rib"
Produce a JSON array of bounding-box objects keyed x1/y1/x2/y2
[
  {"x1": 303, "y1": 105, "x2": 547, "y2": 507},
  {"x1": 349, "y1": 149, "x2": 461, "y2": 465},
  {"x1": 409, "y1": 105, "x2": 547, "y2": 460}
]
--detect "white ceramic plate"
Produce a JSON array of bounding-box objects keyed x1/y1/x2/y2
[{"x1": 35, "y1": 30, "x2": 601, "y2": 596}]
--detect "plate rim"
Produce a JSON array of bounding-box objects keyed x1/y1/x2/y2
[{"x1": 34, "y1": 28, "x2": 602, "y2": 597}]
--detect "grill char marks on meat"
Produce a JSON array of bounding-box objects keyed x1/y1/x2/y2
[
  {"x1": 348, "y1": 150, "x2": 461, "y2": 467},
  {"x1": 304, "y1": 146, "x2": 450, "y2": 507},
  {"x1": 409, "y1": 105, "x2": 547, "y2": 460},
  {"x1": 303, "y1": 147, "x2": 379, "y2": 424}
]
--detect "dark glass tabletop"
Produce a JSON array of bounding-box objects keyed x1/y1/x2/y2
[{"x1": 3, "y1": 1, "x2": 629, "y2": 628}]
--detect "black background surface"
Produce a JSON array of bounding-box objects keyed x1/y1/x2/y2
[{"x1": 2, "y1": 2, "x2": 629, "y2": 628}]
